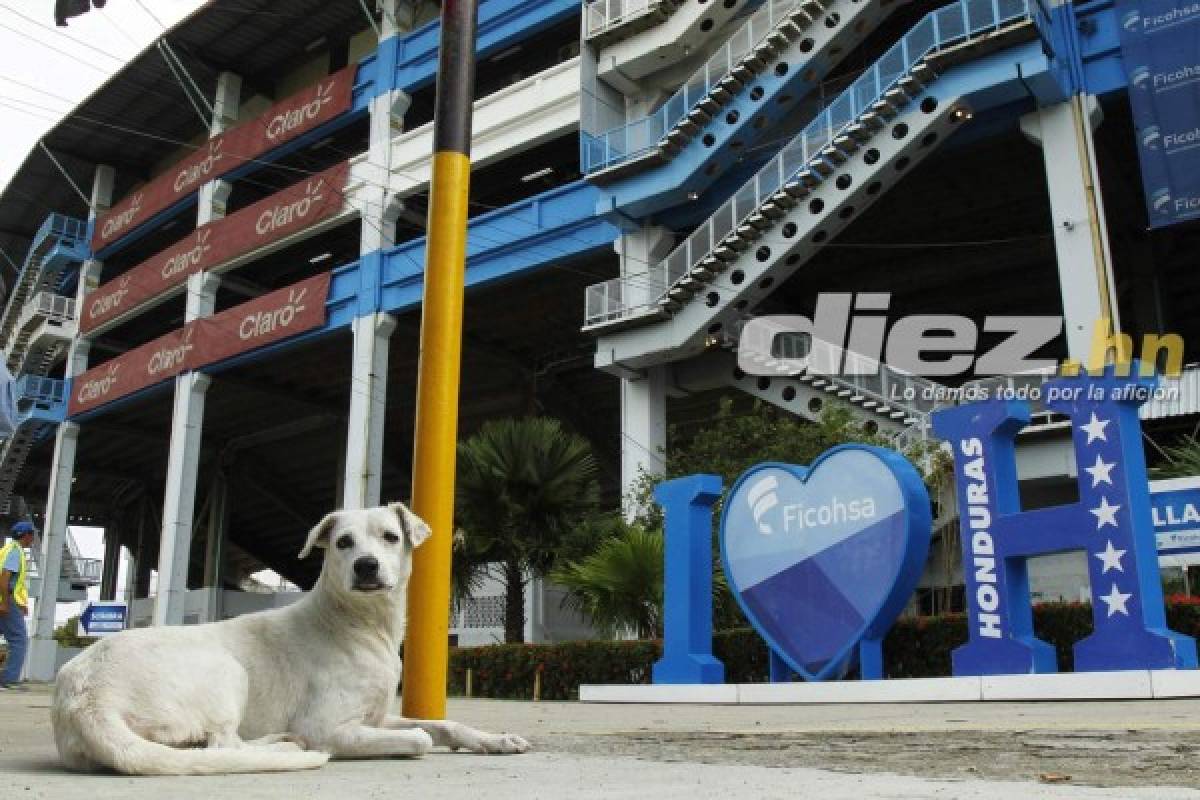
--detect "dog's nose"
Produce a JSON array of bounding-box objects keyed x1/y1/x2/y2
[{"x1": 353, "y1": 556, "x2": 380, "y2": 579}]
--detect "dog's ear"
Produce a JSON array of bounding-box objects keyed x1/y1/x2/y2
[
  {"x1": 299, "y1": 512, "x2": 338, "y2": 559},
  {"x1": 389, "y1": 502, "x2": 432, "y2": 549}
]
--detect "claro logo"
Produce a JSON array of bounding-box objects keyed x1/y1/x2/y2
[
  {"x1": 240, "y1": 287, "x2": 308, "y2": 340},
  {"x1": 266, "y1": 79, "x2": 335, "y2": 141},
  {"x1": 255, "y1": 178, "x2": 327, "y2": 236},
  {"x1": 174, "y1": 140, "x2": 225, "y2": 193},
  {"x1": 147, "y1": 328, "x2": 195, "y2": 376},
  {"x1": 76, "y1": 363, "x2": 121, "y2": 404},
  {"x1": 100, "y1": 193, "x2": 144, "y2": 239},
  {"x1": 161, "y1": 229, "x2": 213, "y2": 281},
  {"x1": 88, "y1": 274, "x2": 134, "y2": 321}
]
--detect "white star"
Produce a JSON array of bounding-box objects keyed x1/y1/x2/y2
[
  {"x1": 1100, "y1": 583, "x2": 1132, "y2": 617},
  {"x1": 1090, "y1": 496, "x2": 1121, "y2": 529},
  {"x1": 1084, "y1": 454, "x2": 1116, "y2": 487},
  {"x1": 1080, "y1": 412, "x2": 1110, "y2": 444},
  {"x1": 1094, "y1": 540, "x2": 1126, "y2": 574}
]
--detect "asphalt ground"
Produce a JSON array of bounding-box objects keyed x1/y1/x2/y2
[{"x1": 3, "y1": 685, "x2": 1199, "y2": 799}]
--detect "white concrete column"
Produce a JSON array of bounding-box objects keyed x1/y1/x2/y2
[
  {"x1": 341, "y1": 30, "x2": 410, "y2": 510},
  {"x1": 1022, "y1": 99, "x2": 1120, "y2": 362},
  {"x1": 151, "y1": 72, "x2": 239, "y2": 625},
  {"x1": 202, "y1": 473, "x2": 228, "y2": 622},
  {"x1": 343, "y1": 314, "x2": 398, "y2": 509},
  {"x1": 90, "y1": 164, "x2": 115, "y2": 233},
  {"x1": 26, "y1": 423, "x2": 81, "y2": 679},
  {"x1": 621, "y1": 366, "x2": 667, "y2": 517},
  {"x1": 211, "y1": 70, "x2": 241, "y2": 133},
  {"x1": 152, "y1": 272, "x2": 219, "y2": 627},
  {"x1": 26, "y1": 162, "x2": 111, "y2": 679},
  {"x1": 618, "y1": 228, "x2": 671, "y2": 517},
  {"x1": 379, "y1": 0, "x2": 415, "y2": 39},
  {"x1": 27, "y1": 333, "x2": 93, "y2": 678},
  {"x1": 198, "y1": 71, "x2": 241, "y2": 226}
]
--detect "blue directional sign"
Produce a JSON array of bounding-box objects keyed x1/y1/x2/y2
[
  {"x1": 80, "y1": 601, "x2": 128, "y2": 638},
  {"x1": 1151, "y1": 477, "x2": 1200, "y2": 558},
  {"x1": 720, "y1": 446, "x2": 931, "y2": 681}
]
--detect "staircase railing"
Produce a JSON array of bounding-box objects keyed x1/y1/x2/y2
[
  {"x1": 12, "y1": 293, "x2": 76, "y2": 347},
  {"x1": 583, "y1": 0, "x2": 818, "y2": 172},
  {"x1": 833, "y1": 349, "x2": 953, "y2": 419},
  {"x1": 584, "y1": 0, "x2": 1041, "y2": 328},
  {"x1": 62, "y1": 527, "x2": 102, "y2": 586},
  {"x1": 0, "y1": 214, "x2": 87, "y2": 351},
  {"x1": 585, "y1": 0, "x2": 664, "y2": 38},
  {"x1": 23, "y1": 529, "x2": 102, "y2": 591},
  {"x1": 14, "y1": 375, "x2": 66, "y2": 416}
]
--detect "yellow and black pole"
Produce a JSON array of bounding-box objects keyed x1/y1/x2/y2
[{"x1": 403, "y1": 0, "x2": 479, "y2": 720}]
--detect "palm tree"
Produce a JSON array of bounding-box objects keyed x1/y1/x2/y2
[
  {"x1": 455, "y1": 417, "x2": 599, "y2": 643},
  {"x1": 1153, "y1": 434, "x2": 1200, "y2": 479},
  {"x1": 552, "y1": 524, "x2": 734, "y2": 639},
  {"x1": 552, "y1": 526, "x2": 664, "y2": 638}
]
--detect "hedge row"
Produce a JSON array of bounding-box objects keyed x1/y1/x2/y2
[{"x1": 448, "y1": 597, "x2": 1200, "y2": 700}]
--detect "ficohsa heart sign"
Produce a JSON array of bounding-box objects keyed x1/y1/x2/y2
[{"x1": 721, "y1": 445, "x2": 932, "y2": 681}]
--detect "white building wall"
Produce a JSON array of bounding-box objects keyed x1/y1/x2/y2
[{"x1": 451, "y1": 565, "x2": 600, "y2": 647}]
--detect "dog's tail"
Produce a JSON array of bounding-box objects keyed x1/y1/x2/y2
[{"x1": 58, "y1": 708, "x2": 330, "y2": 775}]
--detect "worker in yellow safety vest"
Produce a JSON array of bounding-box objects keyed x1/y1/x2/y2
[{"x1": 0, "y1": 521, "x2": 38, "y2": 689}]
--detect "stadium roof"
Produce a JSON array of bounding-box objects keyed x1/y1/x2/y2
[{"x1": 0, "y1": 0, "x2": 379, "y2": 277}]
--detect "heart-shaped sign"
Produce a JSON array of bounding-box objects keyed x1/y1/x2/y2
[{"x1": 721, "y1": 445, "x2": 931, "y2": 681}]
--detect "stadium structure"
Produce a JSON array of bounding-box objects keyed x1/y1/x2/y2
[{"x1": 2, "y1": 0, "x2": 1200, "y2": 678}]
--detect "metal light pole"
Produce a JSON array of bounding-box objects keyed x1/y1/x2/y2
[{"x1": 402, "y1": 0, "x2": 479, "y2": 720}]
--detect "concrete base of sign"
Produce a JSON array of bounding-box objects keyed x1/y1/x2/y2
[{"x1": 580, "y1": 669, "x2": 1200, "y2": 704}]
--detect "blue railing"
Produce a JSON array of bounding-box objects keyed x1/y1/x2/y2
[
  {"x1": 34, "y1": 213, "x2": 88, "y2": 253},
  {"x1": 584, "y1": 0, "x2": 1044, "y2": 327},
  {"x1": 16, "y1": 375, "x2": 65, "y2": 409},
  {"x1": 583, "y1": 0, "x2": 802, "y2": 173},
  {"x1": 0, "y1": 214, "x2": 88, "y2": 341},
  {"x1": 585, "y1": 0, "x2": 666, "y2": 38}
]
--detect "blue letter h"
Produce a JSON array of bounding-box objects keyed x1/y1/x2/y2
[{"x1": 933, "y1": 370, "x2": 1197, "y2": 676}]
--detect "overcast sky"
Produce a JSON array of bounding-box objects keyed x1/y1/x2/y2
[
  {"x1": 2, "y1": 1, "x2": 203, "y2": 620},
  {"x1": 0, "y1": 2, "x2": 306, "y2": 622},
  {"x1": 0, "y1": 0, "x2": 207, "y2": 191}
]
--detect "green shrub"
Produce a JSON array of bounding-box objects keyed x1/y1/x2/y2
[
  {"x1": 447, "y1": 598, "x2": 1200, "y2": 698},
  {"x1": 449, "y1": 639, "x2": 661, "y2": 701},
  {"x1": 53, "y1": 616, "x2": 97, "y2": 649}
]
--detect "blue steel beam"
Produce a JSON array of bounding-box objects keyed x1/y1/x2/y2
[
  {"x1": 92, "y1": 0, "x2": 580, "y2": 262},
  {"x1": 378, "y1": 181, "x2": 618, "y2": 314},
  {"x1": 67, "y1": 181, "x2": 619, "y2": 423},
  {"x1": 1074, "y1": 0, "x2": 1130, "y2": 96},
  {"x1": 589, "y1": 2, "x2": 913, "y2": 221},
  {"x1": 355, "y1": 0, "x2": 580, "y2": 104},
  {"x1": 613, "y1": 1, "x2": 1136, "y2": 230}
]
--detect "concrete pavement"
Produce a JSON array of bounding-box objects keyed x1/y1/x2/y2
[{"x1": 3, "y1": 685, "x2": 1199, "y2": 798}]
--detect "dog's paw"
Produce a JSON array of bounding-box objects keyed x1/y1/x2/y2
[
  {"x1": 410, "y1": 729, "x2": 435, "y2": 756},
  {"x1": 476, "y1": 733, "x2": 531, "y2": 755}
]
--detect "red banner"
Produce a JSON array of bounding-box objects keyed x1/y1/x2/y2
[
  {"x1": 192, "y1": 273, "x2": 331, "y2": 366},
  {"x1": 91, "y1": 65, "x2": 356, "y2": 252},
  {"x1": 69, "y1": 326, "x2": 195, "y2": 416},
  {"x1": 69, "y1": 272, "x2": 331, "y2": 416},
  {"x1": 82, "y1": 163, "x2": 348, "y2": 334}
]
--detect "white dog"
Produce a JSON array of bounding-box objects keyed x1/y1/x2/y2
[{"x1": 52, "y1": 503, "x2": 529, "y2": 775}]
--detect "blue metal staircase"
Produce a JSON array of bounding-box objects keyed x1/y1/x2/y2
[
  {"x1": 0, "y1": 376, "x2": 68, "y2": 516},
  {"x1": 0, "y1": 215, "x2": 86, "y2": 520},
  {"x1": 586, "y1": 0, "x2": 1050, "y2": 354},
  {"x1": 585, "y1": 0, "x2": 689, "y2": 46},
  {"x1": 584, "y1": 0, "x2": 909, "y2": 181}
]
